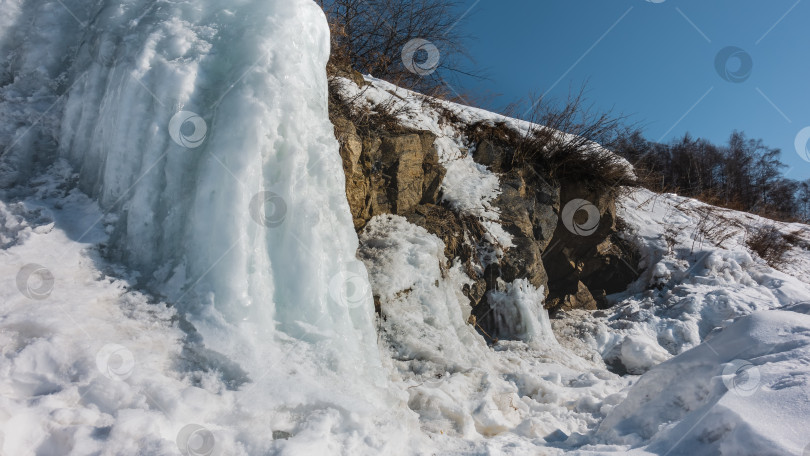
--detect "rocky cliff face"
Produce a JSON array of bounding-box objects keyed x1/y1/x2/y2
[
  {"x1": 328, "y1": 71, "x2": 639, "y2": 340},
  {"x1": 462, "y1": 130, "x2": 640, "y2": 316},
  {"x1": 333, "y1": 115, "x2": 445, "y2": 231}
]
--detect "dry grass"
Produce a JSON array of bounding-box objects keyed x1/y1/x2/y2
[
  {"x1": 689, "y1": 206, "x2": 742, "y2": 250},
  {"x1": 747, "y1": 225, "x2": 792, "y2": 267},
  {"x1": 514, "y1": 89, "x2": 636, "y2": 194},
  {"x1": 328, "y1": 77, "x2": 414, "y2": 135},
  {"x1": 461, "y1": 90, "x2": 637, "y2": 196}
]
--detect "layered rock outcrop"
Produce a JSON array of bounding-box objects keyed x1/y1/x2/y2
[
  {"x1": 333, "y1": 116, "x2": 444, "y2": 230},
  {"x1": 329, "y1": 74, "x2": 640, "y2": 340}
]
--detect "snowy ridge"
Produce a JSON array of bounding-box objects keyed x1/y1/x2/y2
[{"x1": 1, "y1": 1, "x2": 810, "y2": 454}]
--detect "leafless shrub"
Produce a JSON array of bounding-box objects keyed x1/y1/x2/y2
[
  {"x1": 328, "y1": 78, "x2": 414, "y2": 135},
  {"x1": 747, "y1": 225, "x2": 792, "y2": 267},
  {"x1": 462, "y1": 87, "x2": 636, "y2": 195},
  {"x1": 782, "y1": 230, "x2": 810, "y2": 250},
  {"x1": 690, "y1": 206, "x2": 741, "y2": 251},
  {"x1": 516, "y1": 88, "x2": 635, "y2": 192},
  {"x1": 318, "y1": 0, "x2": 471, "y2": 93}
]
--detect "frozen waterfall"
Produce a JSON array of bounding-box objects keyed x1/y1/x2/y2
[{"x1": 0, "y1": 0, "x2": 382, "y2": 383}]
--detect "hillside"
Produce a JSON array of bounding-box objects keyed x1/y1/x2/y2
[{"x1": 1, "y1": 1, "x2": 809, "y2": 455}]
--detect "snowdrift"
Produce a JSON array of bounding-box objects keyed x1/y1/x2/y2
[{"x1": 1, "y1": 1, "x2": 810, "y2": 454}]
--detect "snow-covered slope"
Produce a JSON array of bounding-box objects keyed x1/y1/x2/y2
[
  {"x1": 595, "y1": 305, "x2": 810, "y2": 455},
  {"x1": 331, "y1": 76, "x2": 810, "y2": 454},
  {"x1": 2, "y1": 2, "x2": 810, "y2": 454},
  {"x1": 555, "y1": 189, "x2": 810, "y2": 375}
]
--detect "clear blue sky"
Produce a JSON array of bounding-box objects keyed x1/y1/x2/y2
[{"x1": 447, "y1": 0, "x2": 810, "y2": 180}]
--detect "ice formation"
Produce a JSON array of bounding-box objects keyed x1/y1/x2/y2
[
  {"x1": 0, "y1": 1, "x2": 396, "y2": 453},
  {"x1": 2, "y1": 0, "x2": 810, "y2": 454},
  {"x1": 0, "y1": 0, "x2": 383, "y2": 379}
]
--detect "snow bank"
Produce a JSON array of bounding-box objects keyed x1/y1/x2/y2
[
  {"x1": 0, "y1": 174, "x2": 417, "y2": 454},
  {"x1": 555, "y1": 188, "x2": 810, "y2": 375},
  {"x1": 595, "y1": 306, "x2": 810, "y2": 455},
  {"x1": 359, "y1": 215, "x2": 629, "y2": 449}
]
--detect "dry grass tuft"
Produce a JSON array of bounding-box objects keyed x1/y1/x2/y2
[
  {"x1": 461, "y1": 88, "x2": 637, "y2": 196},
  {"x1": 747, "y1": 225, "x2": 792, "y2": 267}
]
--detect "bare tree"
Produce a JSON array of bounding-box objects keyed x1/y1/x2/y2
[
  {"x1": 799, "y1": 181, "x2": 810, "y2": 222},
  {"x1": 318, "y1": 0, "x2": 470, "y2": 93},
  {"x1": 612, "y1": 129, "x2": 806, "y2": 223}
]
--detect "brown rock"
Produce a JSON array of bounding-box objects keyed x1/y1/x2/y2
[{"x1": 380, "y1": 135, "x2": 425, "y2": 213}]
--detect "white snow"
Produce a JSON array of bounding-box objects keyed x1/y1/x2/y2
[
  {"x1": 594, "y1": 305, "x2": 810, "y2": 455},
  {"x1": 359, "y1": 214, "x2": 629, "y2": 450},
  {"x1": 554, "y1": 189, "x2": 810, "y2": 376},
  {"x1": 1, "y1": 1, "x2": 809, "y2": 454}
]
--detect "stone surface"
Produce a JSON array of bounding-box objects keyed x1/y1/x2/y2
[
  {"x1": 330, "y1": 86, "x2": 640, "y2": 329},
  {"x1": 332, "y1": 112, "x2": 443, "y2": 230},
  {"x1": 541, "y1": 181, "x2": 639, "y2": 313},
  {"x1": 492, "y1": 170, "x2": 559, "y2": 290}
]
